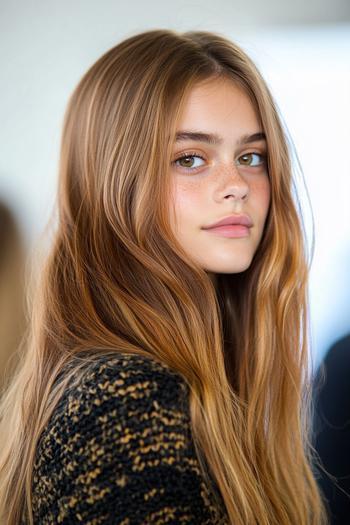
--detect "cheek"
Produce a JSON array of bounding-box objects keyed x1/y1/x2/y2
[
  {"x1": 253, "y1": 176, "x2": 271, "y2": 215},
  {"x1": 172, "y1": 181, "x2": 203, "y2": 221}
]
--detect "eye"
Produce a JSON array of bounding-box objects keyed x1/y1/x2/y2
[
  {"x1": 173, "y1": 153, "x2": 206, "y2": 171},
  {"x1": 236, "y1": 152, "x2": 266, "y2": 167}
]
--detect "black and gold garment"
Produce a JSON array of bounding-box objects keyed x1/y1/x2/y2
[{"x1": 31, "y1": 352, "x2": 229, "y2": 524}]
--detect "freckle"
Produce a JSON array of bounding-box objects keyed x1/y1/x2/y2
[{"x1": 179, "y1": 181, "x2": 201, "y2": 192}]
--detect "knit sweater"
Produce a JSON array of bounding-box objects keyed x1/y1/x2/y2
[{"x1": 31, "y1": 352, "x2": 229, "y2": 524}]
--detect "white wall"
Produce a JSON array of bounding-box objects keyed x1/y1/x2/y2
[
  {"x1": 1, "y1": 1, "x2": 349, "y2": 368},
  {"x1": 245, "y1": 27, "x2": 350, "y2": 369}
]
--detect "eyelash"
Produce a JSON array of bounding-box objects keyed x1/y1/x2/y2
[{"x1": 172, "y1": 151, "x2": 267, "y2": 172}]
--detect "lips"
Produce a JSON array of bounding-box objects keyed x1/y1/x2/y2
[{"x1": 202, "y1": 214, "x2": 253, "y2": 230}]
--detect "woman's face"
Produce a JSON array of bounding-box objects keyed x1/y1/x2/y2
[{"x1": 169, "y1": 77, "x2": 271, "y2": 283}]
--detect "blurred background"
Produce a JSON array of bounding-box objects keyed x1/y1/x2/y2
[{"x1": 0, "y1": 0, "x2": 349, "y2": 376}]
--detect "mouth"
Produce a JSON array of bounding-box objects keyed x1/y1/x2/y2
[
  {"x1": 201, "y1": 214, "x2": 253, "y2": 238},
  {"x1": 202, "y1": 214, "x2": 253, "y2": 229},
  {"x1": 203, "y1": 224, "x2": 250, "y2": 238}
]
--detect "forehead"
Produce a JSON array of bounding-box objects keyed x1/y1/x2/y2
[{"x1": 177, "y1": 77, "x2": 261, "y2": 134}]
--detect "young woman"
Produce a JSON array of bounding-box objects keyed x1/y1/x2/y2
[{"x1": 0, "y1": 29, "x2": 328, "y2": 524}]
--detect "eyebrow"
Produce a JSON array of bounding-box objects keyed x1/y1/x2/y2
[{"x1": 175, "y1": 130, "x2": 266, "y2": 146}]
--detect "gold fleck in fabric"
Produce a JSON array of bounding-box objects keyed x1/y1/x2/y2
[{"x1": 31, "y1": 353, "x2": 229, "y2": 524}]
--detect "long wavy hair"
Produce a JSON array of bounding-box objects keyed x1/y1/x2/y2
[{"x1": 0, "y1": 29, "x2": 328, "y2": 524}]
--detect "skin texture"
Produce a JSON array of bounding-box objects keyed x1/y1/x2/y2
[{"x1": 169, "y1": 77, "x2": 271, "y2": 286}]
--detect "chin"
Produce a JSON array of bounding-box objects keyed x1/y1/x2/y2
[{"x1": 205, "y1": 259, "x2": 254, "y2": 275}]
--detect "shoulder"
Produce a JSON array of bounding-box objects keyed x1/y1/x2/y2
[
  {"x1": 58, "y1": 352, "x2": 190, "y2": 432},
  {"x1": 32, "y1": 352, "x2": 223, "y2": 524},
  {"x1": 34, "y1": 351, "x2": 192, "y2": 470},
  {"x1": 80, "y1": 350, "x2": 189, "y2": 403}
]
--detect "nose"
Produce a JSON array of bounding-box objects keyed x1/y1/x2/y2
[{"x1": 219, "y1": 163, "x2": 249, "y2": 201}]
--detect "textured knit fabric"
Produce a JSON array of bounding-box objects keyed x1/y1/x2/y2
[{"x1": 31, "y1": 352, "x2": 229, "y2": 524}]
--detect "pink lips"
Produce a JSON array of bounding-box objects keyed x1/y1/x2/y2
[
  {"x1": 202, "y1": 214, "x2": 253, "y2": 238},
  {"x1": 203, "y1": 214, "x2": 253, "y2": 229}
]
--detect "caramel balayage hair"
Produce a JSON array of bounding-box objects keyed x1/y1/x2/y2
[{"x1": 0, "y1": 29, "x2": 328, "y2": 524}]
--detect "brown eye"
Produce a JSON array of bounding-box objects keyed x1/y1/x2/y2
[
  {"x1": 174, "y1": 154, "x2": 205, "y2": 170},
  {"x1": 237, "y1": 152, "x2": 265, "y2": 167},
  {"x1": 179, "y1": 156, "x2": 195, "y2": 168}
]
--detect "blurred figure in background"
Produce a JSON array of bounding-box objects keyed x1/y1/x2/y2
[
  {"x1": 313, "y1": 334, "x2": 350, "y2": 524},
  {"x1": 0, "y1": 201, "x2": 26, "y2": 395}
]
